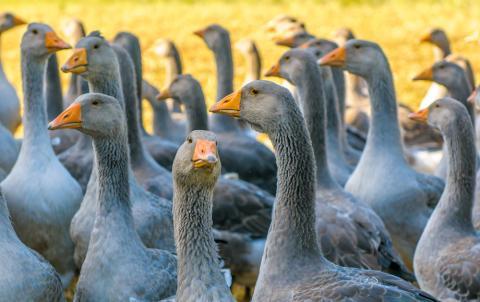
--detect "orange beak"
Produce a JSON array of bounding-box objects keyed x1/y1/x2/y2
[
  {"x1": 62, "y1": 48, "x2": 88, "y2": 74},
  {"x1": 408, "y1": 108, "x2": 429, "y2": 123},
  {"x1": 420, "y1": 33, "x2": 432, "y2": 43},
  {"x1": 298, "y1": 41, "x2": 311, "y2": 49},
  {"x1": 192, "y1": 139, "x2": 218, "y2": 169},
  {"x1": 264, "y1": 62, "x2": 281, "y2": 77},
  {"x1": 318, "y1": 46, "x2": 346, "y2": 67},
  {"x1": 11, "y1": 15, "x2": 27, "y2": 27},
  {"x1": 412, "y1": 67, "x2": 434, "y2": 81},
  {"x1": 45, "y1": 31, "x2": 71, "y2": 53},
  {"x1": 209, "y1": 90, "x2": 241, "y2": 118},
  {"x1": 468, "y1": 89, "x2": 478, "y2": 104},
  {"x1": 275, "y1": 35, "x2": 296, "y2": 47},
  {"x1": 156, "y1": 88, "x2": 172, "y2": 101},
  {"x1": 48, "y1": 102, "x2": 82, "y2": 130},
  {"x1": 194, "y1": 28, "x2": 206, "y2": 38}
]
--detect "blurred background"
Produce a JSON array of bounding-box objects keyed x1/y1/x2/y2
[{"x1": 3, "y1": 0, "x2": 480, "y2": 136}]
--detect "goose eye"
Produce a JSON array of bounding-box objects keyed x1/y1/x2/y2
[
  {"x1": 284, "y1": 56, "x2": 290, "y2": 61},
  {"x1": 354, "y1": 44, "x2": 361, "y2": 49},
  {"x1": 435, "y1": 103, "x2": 440, "y2": 108},
  {"x1": 93, "y1": 44, "x2": 99, "y2": 49},
  {"x1": 92, "y1": 100, "x2": 99, "y2": 106},
  {"x1": 187, "y1": 137, "x2": 193, "y2": 143},
  {"x1": 315, "y1": 51, "x2": 321, "y2": 57},
  {"x1": 251, "y1": 89, "x2": 258, "y2": 95},
  {"x1": 32, "y1": 29, "x2": 38, "y2": 35}
]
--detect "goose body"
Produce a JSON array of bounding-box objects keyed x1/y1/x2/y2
[
  {"x1": 411, "y1": 98, "x2": 480, "y2": 301},
  {"x1": 50, "y1": 93, "x2": 176, "y2": 301},
  {"x1": 320, "y1": 40, "x2": 444, "y2": 268},
  {"x1": 210, "y1": 80, "x2": 437, "y2": 302},
  {"x1": 1, "y1": 23, "x2": 82, "y2": 287}
]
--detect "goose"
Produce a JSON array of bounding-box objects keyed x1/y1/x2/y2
[
  {"x1": 153, "y1": 38, "x2": 184, "y2": 114},
  {"x1": 265, "y1": 15, "x2": 306, "y2": 43},
  {"x1": 45, "y1": 54, "x2": 81, "y2": 154},
  {"x1": 49, "y1": 93, "x2": 177, "y2": 301},
  {"x1": 159, "y1": 75, "x2": 277, "y2": 195},
  {"x1": 414, "y1": 60, "x2": 479, "y2": 179},
  {"x1": 194, "y1": 24, "x2": 246, "y2": 134},
  {"x1": 319, "y1": 40, "x2": 445, "y2": 268},
  {"x1": 158, "y1": 74, "x2": 275, "y2": 290},
  {"x1": 265, "y1": 48, "x2": 413, "y2": 280},
  {"x1": 0, "y1": 190, "x2": 64, "y2": 301},
  {"x1": 61, "y1": 18, "x2": 88, "y2": 106},
  {"x1": 0, "y1": 23, "x2": 82, "y2": 288},
  {"x1": 266, "y1": 52, "x2": 353, "y2": 186},
  {"x1": 142, "y1": 78, "x2": 186, "y2": 146},
  {"x1": 409, "y1": 98, "x2": 480, "y2": 301},
  {"x1": 210, "y1": 80, "x2": 437, "y2": 302},
  {"x1": 62, "y1": 31, "x2": 175, "y2": 267},
  {"x1": 113, "y1": 32, "x2": 180, "y2": 170},
  {"x1": 299, "y1": 38, "x2": 363, "y2": 164},
  {"x1": 235, "y1": 38, "x2": 261, "y2": 85},
  {"x1": 419, "y1": 28, "x2": 475, "y2": 109},
  {"x1": 168, "y1": 130, "x2": 235, "y2": 302},
  {"x1": 0, "y1": 12, "x2": 24, "y2": 133}
]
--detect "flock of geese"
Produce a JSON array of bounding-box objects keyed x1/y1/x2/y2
[{"x1": 0, "y1": 10, "x2": 479, "y2": 302}]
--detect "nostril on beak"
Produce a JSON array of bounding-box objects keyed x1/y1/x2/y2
[
  {"x1": 207, "y1": 155, "x2": 217, "y2": 163},
  {"x1": 64, "y1": 114, "x2": 69, "y2": 119}
]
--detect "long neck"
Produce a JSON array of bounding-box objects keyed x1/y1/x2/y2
[
  {"x1": 143, "y1": 84, "x2": 175, "y2": 137},
  {"x1": 265, "y1": 107, "x2": 322, "y2": 265},
  {"x1": 295, "y1": 64, "x2": 337, "y2": 189},
  {"x1": 433, "y1": 117, "x2": 476, "y2": 233},
  {"x1": 331, "y1": 67, "x2": 346, "y2": 122},
  {"x1": 363, "y1": 62, "x2": 406, "y2": 161},
  {"x1": 0, "y1": 36, "x2": 6, "y2": 81},
  {"x1": 44, "y1": 54, "x2": 64, "y2": 120},
  {"x1": 164, "y1": 51, "x2": 182, "y2": 86},
  {"x1": 173, "y1": 178, "x2": 227, "y2": 296},
  {"x1": 183, "y1": 87, "x2": 209, "y2": 132},
  {"x1": 243, "y1": 49, "x2": 261, "y2": 84},
  {"x1": 93, "y1": 135, "x2": 136, "y2": 233},
  {"x1": 20, "y1": 50, "x2": 55, "y2": 155},
  {"x1": 434, "y1": 43, "x2": 451, "y2": 61},
  {"x1": 211, "y1": 39, "x2": 239, "y2": 132}
]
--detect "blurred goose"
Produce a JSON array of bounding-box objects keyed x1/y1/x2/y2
[
  {"x1": 49, "y1": 93, "x2": 176, "y2": 301},
  {"x1": 62, "y1": 31, "x2": 175, "y2": 267},
  {"x1": 235, "y1": 38, "x2": 261, "y2": 85},
  {"x1": 320, "y1": 40, "x2": 444, "y2": 268},
  {"x1": 168, "y1": 130, "x2": 234, "y2": 302},
  {"x1": 1, "y1": 23, "x2": 82, "y2": 287},
  {"x1": 0, "y1": 12, "x2": 24, "y2": 133},
  {"x1": 410, "y1": 98, "x2": 480, "y2": 301},
  {"x1": 210, "y1": 80, "x2": 437, "y2": 302}
]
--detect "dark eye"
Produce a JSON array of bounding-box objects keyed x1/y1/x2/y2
[
  {"x1": 354, "y1": 44, "x2": 361, "y2": 49},
  {"x1": 92, "y1": 100, "x2": 99, "y2": 106},
  {"x1": 93, "y1": 44, "x2": 99, "y2": 49},
  {"x1": 187, "y1": 137, "x2": 193, "y2": 143},
  {"x1": 32, "y1": 29, "x2": 38, "y2": 35},
  {"x1": 284, "y1": 56, "x2": 290, "y2": 61},
  {"x1": 435, "y1": 103, "x2": 440, "y2": 108},
  {"x1": 315, "y1": 51, "x2": 321, "y2": 57},
  {"x1": 439, "y1": 65, "x2": 444, "y2": 69},
  {"x1": 251, "y1": 89, "x2": 258, "y2": 95}
]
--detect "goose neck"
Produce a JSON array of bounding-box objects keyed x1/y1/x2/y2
[
  {"x1": 243, "y1": 49, "x2": 261, "y2": 83},
  {"x1": 164, "y1": 51, "x2": 182, "y2": 86},
  {"x1": 434, "y1": 118, "x2": 476, "y2": 233},
  {"x1": 20, "y1": 51, "x2": 55, "y2": 155},
  {"x1": 183, "y1": 87, "x2": 209, "y2": 132},
  {"x1": 363, "y1": 65, "x2": 405, "y2": 161},
  {"x1": 173, "y1": 180, "x2": 226, "y2": 294},
  {"x1": 44, "y1": 54, "x2": 64, "y2": 120},
  {"x1": 445, "y1": 76, "x2": 475, "y2": 126},
  {"x1": 0, "y1": 36, "x2": 5, "y2": 81},
  {"x1": 331, "y1": 67, "x2": 346, "y2": 122}
]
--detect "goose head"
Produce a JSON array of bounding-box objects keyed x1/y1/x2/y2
[
  {"x1": 265, "y1": 48, "x2": 317, "y2": 84},
  {"x1": 210, "y1": 80, "x2": 293, "y2": 133},
  {"x1": 173, "y1": 130, "x2": 221, "y2": 187},
  {"x1": 318, "y1": 39, "x2": 387, "y2": 78},
  {"x1": 157, "y1": 74, "x2": 201, "y2": 107},
  {"x1": 194, "y1": 24, "x2": 229, "y2": 52},
  {"x1": 48, "y1": 92, "x2": 125, "y2": 138},
  {"x1": 409, "y1": 97, "x2": 469, "y2": 132},
  {"x1": 299, "y1": 38, "x2": 338, "y2": 59},
  {"x1": 61, "y1": 31, "x2": 116, "y2": 79},
  {"x1": 21, "y1": 23, "x2": 71, "y2": 58},
  {"x1": 413, "y1": 60, "x2": 464, "y2": 88},
  {"x1": 420, "y1": 28, "x2": 449, "y2": 49},
  {"x1": 0, "y1": 12, "x2": 26, "y2": 33},
  {"x1": 275, "y1": 31, "x2": 314, "y2": 48}
]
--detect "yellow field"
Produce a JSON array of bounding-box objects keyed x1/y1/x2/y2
[{"x1": 2, "y1": 0, "x2": 480, "y2": 137}]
